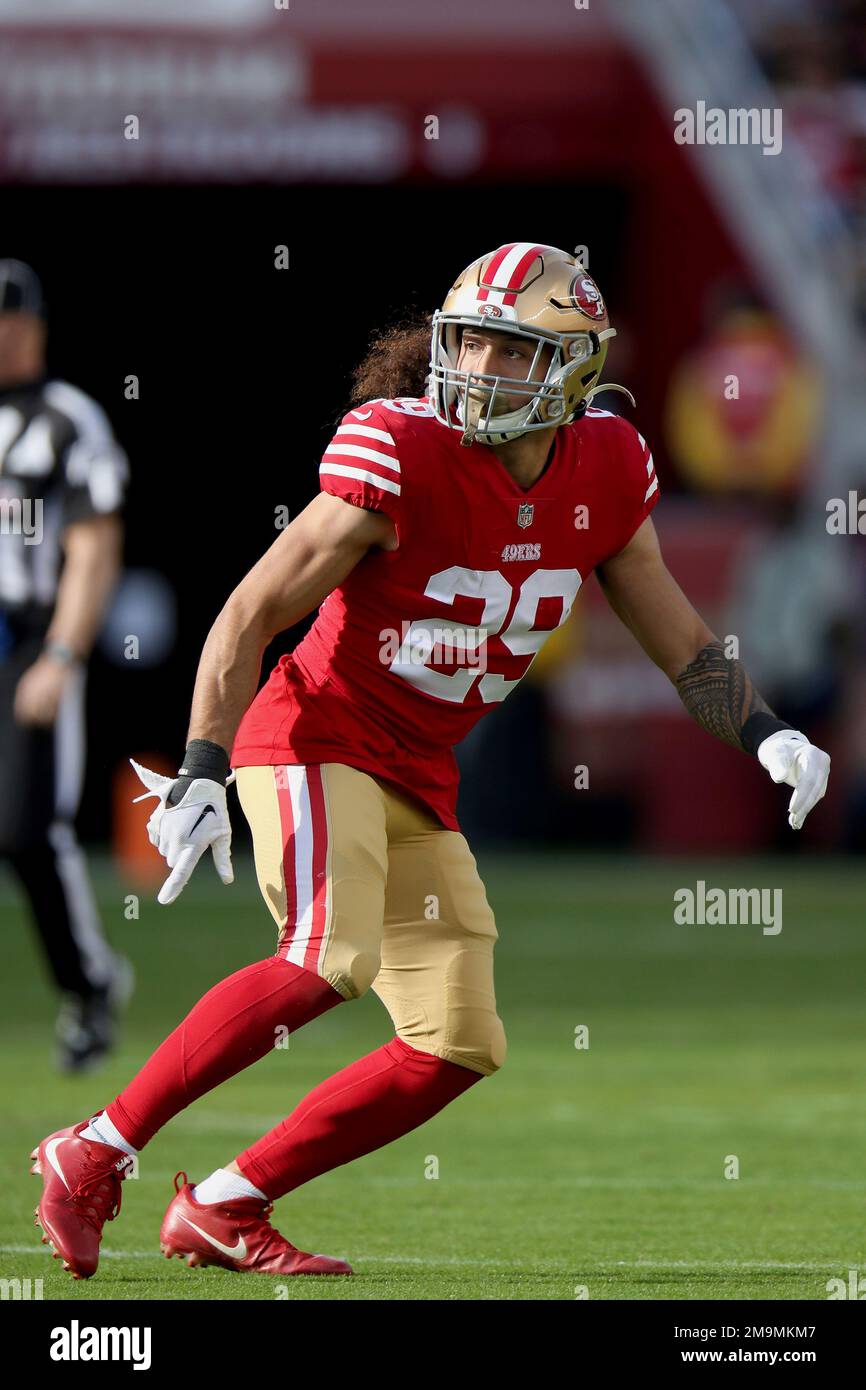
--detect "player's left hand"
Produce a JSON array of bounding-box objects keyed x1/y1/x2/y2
[{"x1": 757, "y1": 730, "x2": 830, "y2": 830}]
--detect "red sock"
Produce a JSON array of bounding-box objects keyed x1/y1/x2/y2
[
  {"x1": 236, "y1": 1035, "x2": 482, "y2": 1199},
  {"x1": 106, "y1": 957, "x2": 342, "y2": 1149}
]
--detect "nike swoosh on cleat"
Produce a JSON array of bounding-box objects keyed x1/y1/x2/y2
[
  {"x1": 44, "y1": 1138, "x2": 71, "y2": 1191},
  {"x1": 178, "y1": 1214, "x2": 248, "y2": 1260},
  {"x1": 190, "y1": 805, "x2": 216, "y2": 834}
]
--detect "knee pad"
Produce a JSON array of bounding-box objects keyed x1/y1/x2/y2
[
  {"x1": 441, "y1": 1012, "x2": 506, "y2": 1077},
  {"x1": 323, "y1": 948, "x2": 382, "y2": 1002},
  {"x1": 391, "y1": 1000, "x2": 507, "y2": 1078}
]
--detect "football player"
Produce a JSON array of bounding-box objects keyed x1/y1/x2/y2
[{"x1": 30, "y1": 243, "x2": 829, "y2": 1279}]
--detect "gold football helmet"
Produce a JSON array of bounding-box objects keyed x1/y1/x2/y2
[{"x1": 429, "y1": 242, "x2": 634, "y2": 446}]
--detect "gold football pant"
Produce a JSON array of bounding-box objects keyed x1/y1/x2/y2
[{"x1": 235, "y1": 763, "x2": 506, "y2": 1077}]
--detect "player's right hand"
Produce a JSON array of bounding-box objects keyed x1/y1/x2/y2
[{"x1": 129, "y1": 759, "x2": 235, "y2": 905}]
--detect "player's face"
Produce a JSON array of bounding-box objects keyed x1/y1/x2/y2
[{"x1": 456, "y1": 329, "x2": 553, "y2": 415}]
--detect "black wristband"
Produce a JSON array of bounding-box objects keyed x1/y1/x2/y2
[
  {"x1": 741, "y1": 712, "x2": 792, "y2": 757},
  {"x1": 167, "y1": 739, "x2": 230, "y2": 807},
  {"x1": 178, "y1": 739, "x2": 230, "y2": 782}
]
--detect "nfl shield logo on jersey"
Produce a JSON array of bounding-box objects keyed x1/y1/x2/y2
[{"x1": 517, "y1": 502, "x2": 534, "y2": 529}]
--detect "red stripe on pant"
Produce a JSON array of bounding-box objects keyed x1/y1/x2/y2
[
  {"x1": 304, "y1": 765, "x2": 329, "y2": 974},
  {"x1": 275, "y1": 764, "x2": 298, "y2": 961},
  {"x1": 274, "y1": 764, "x2": 329, "y2": 971}
]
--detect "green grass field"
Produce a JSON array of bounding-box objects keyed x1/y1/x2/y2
[{"x1": 2, "y1": 850, "x2": 865, "y2": 1301}]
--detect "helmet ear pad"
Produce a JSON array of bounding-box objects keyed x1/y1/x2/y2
[{"x1": 539, "y1": 336, "x2": 611, "y2": 424}]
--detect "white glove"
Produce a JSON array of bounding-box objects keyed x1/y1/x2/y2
[
  {"x1": 130, "y1": 758, "x2": 236, "y2": 904},
  {"x1": 757, "y1": 730, "x2": 830, "y2": 831}
]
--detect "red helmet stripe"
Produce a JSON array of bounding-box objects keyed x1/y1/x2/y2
[
  {"x1": 500, "y1": 244, "x2": 547, "y2": 305},
  {"x1": 476, "y1": 243, "x2": 517, "y2": 302},
  {"x1": 476, "y1": 243, "x2": 547, "y2": 307}
]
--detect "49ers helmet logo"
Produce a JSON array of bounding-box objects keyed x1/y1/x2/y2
[
  {"x1": 479, "y1": 303, "x2": 503, "y2": 317},
  {"x1": 570, "y1": 273, "x2": 606, "y2": 320}
]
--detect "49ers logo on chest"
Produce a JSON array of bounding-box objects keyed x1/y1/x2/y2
[{"x1": 516, "y1": 502, "x2": 534, "y2": 528}]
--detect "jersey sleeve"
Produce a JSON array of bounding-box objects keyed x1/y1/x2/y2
[
  {"x1": 52, "y1": 384, "x2": 129, "y2": 527},
  {"x1": 318, "y1": 403, "x2": 405, "y2": 542},
  {"x1": 601, "y1": 417, "x2": 660, "y2": 561}
]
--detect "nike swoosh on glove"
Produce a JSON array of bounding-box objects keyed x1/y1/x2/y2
[
  {"x1": 757, "y1": 731, "x2": 830, "y2": 830},
  {"x1": 129, "y1": 759, "x2": 236, "y2": 904}
]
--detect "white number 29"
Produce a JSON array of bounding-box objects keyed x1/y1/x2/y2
[{"x1": 390, "y1": 565, "x2": 582, "y2": 704}]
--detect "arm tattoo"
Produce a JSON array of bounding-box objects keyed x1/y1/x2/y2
[{"x1": 675, "y1": 640, "x2": 774, "y2": 752}]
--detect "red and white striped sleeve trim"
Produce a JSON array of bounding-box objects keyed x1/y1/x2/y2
[
  {"x1": 319, "y1": 415, "x2": 401, "y2": 498},
  {"x1": 637, "y1": 430, "x2": 658, "y2": 504}
]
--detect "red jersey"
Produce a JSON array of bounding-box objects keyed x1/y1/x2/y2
[{"x1": 231, "y1": 395, "x2": 660, "y2": 829}]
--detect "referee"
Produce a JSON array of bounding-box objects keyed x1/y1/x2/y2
[{"x1": 0, "y1": 259, "x2": 133, "y2": 1072}]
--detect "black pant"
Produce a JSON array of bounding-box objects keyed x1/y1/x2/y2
[{"x1": 1, "y1": 627, "x2": 115, "y2": 998}]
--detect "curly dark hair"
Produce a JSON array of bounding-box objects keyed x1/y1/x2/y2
[{"x1": 348, "y1": 312, "x2": 434, "y2": 408}]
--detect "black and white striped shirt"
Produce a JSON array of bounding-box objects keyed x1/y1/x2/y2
[{"x1": 0, "y1": 374, "x2": 127, "y2": 628}]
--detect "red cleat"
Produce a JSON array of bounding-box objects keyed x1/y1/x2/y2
[
  {"x1": 160, "y1": 1172, "x2": 353, "y2": 1277},
  {"x1": 30, "y1": 1119, "x2": 134, "y2": 1279}
]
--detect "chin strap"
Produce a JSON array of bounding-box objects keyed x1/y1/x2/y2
[
  {"x1": 459, "y1": 391, "x2": 488, "y2": 447},
  {"x1": 575, "y1": 383, "x2": 636, "y2": 419}
]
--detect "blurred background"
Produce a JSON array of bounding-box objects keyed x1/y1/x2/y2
[{"x1": 3, "y1": 0, "x2": 866, "y2": 860}]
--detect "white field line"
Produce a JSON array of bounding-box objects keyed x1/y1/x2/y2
[{"x1": 0, "y1": 1245, "x2": 862, "y2": 1272}]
